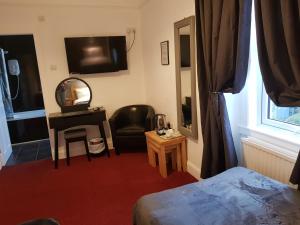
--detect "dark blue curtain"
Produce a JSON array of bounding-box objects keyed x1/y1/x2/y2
[
  {"x1": 195, "y1": 0, "x2": 252, "y2": 178},
  {"x1": 254, "y1": 0, "x2": 300, "y2": 187}
]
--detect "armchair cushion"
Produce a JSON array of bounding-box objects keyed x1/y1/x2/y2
[{"x1": 116, "y1": 125, "x2": 145, "y2": 136}]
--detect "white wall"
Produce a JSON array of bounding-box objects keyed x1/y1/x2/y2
[
  {"x1": 0, "y1": 1, "x2": 203, "y2": 178},
  {"x1": 141, "y1": 0, "x2": 203, "y2": 179},
  {"x1": 0, "y1": 3, "x2": 146, "y2": 157}
]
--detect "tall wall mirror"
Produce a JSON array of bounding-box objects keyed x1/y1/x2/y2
[{"x1": 174, "y1": 16, "x2": 198, "y2": 139}]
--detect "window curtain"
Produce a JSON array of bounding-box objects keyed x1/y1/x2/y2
[
  {"x1": 254, "y1": 0, "x2": 300, "y2": 187},
  {"x1": 255, "y1": 0, "x2": 300, "y2": 106},
  {"x1": 195, "y1": 0, "x2": 252, "y2": 178}
]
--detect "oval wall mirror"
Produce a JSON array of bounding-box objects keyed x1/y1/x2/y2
[{"x1": 55, "y1": 77, "x2": 92, "y2": 113}]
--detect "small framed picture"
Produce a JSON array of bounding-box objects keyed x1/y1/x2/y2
[{"x1": 160, "y1": 41, "x2": 169, "y2": 65}]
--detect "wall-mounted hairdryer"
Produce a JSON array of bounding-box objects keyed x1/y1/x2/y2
[
  {"x1": 7, "y1": 59, "x2": 20, "y2": 76},
  {"x1": 7, "y1": 59, "x2": 21, "y2": 100}
]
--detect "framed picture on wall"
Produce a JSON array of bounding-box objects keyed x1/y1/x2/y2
[{"x1": 160, "y1": 41, "x2": 169, "y2": 65}]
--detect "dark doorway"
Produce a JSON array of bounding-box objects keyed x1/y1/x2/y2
[{"x1": 0, "y1": 34, "x2": 51, "y2": 165}]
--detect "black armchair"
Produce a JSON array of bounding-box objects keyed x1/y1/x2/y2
[{"x1": 109, "y1": 105, "x2": 155, "y2": 154}]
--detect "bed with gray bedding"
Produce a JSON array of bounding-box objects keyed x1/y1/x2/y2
[{"x1": 133, "y1": 167, "x2": 300, "y2": 225}]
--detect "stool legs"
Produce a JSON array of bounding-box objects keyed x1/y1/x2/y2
[
  {"x1": 65, "y1": 138, "x2": 91, "y2": 166},
  {"x1": 84, "y1": 138, "x2": 91, "y2": 161}
]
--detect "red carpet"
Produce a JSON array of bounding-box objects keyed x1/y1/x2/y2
[{"x1": 0, "y1": 152, "x2": 196, "y2": 225}]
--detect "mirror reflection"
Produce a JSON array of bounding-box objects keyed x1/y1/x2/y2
[
  {"x1": 179, "y1": 25, "x2": 192, "y2": 130},
  {"x1": 56, "y1": 78, "x2": 91, "y2": 107}
]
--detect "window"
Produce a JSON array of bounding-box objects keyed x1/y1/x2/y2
[
  {"x1": 248, "y1": 5, "x2": 300, "y2": 134},
  {"x1": 261, "y1": 89, "x2": 300, "y2": 132},
  {"x1": 238, "y1": 2, "x2": 300, "y2": 154},
  {"x1": 268, "y1": 101, "x2": 300, "y2": 126}
]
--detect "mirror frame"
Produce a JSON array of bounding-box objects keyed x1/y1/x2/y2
[
  {"x1": 55, "y1": 77, "x2": 92, "y2": 113},
  {"x1": 174, "y1": 16, "x2": 198, "y2": 139}
]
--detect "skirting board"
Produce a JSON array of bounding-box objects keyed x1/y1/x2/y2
[{"x1": 187, "y1": 161, "x2": 201, "y2": 180}]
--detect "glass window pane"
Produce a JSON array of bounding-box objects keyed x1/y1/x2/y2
[{"x1": 268, "y1": 99, "x2": 300, "y2": 126}]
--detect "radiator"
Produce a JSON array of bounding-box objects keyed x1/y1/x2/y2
[{"x1": 241, "y1": 137, "x2": 297, "y2": 184}]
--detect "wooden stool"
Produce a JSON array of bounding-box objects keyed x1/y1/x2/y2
[
  {"x1": 64, "y1": 128, "x2": 91, "y2": 166},
  {"x1": 145, "y1": 131, "x2": 187, "y2": 178}
]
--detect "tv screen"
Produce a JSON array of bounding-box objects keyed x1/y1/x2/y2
[{"x1": 64, "y1": 36, "x2": 128, "y2": 74}]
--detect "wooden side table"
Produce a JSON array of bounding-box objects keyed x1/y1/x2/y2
[{"x1": 145, "y1": 131, "x2": 187, "y2": 178}]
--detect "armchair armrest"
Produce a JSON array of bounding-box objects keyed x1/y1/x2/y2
[
  {"x1": 109, "y1": 109, "x2": 123, "y2": 148},
  {"x1": 109, "y1": 108, "x2": 126, "y2": 129}
]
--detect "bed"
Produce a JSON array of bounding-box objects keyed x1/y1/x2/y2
[{"x1": 133, "y1": 167, "x2": 300, "y2": 225}]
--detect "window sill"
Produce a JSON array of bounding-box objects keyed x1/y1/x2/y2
[{"x1": 239, "y1": 124, "x2": 300, "y2": 155}]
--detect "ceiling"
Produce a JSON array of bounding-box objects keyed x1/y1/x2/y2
[{"x1": 0, "y1": 0, "x2": 149, "y2": 8}]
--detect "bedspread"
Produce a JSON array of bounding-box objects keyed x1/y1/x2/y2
[{"x1": 133, "y1": 167, "x2": 300, "y2": 225}]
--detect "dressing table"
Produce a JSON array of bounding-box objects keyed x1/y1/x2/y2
[{"x1": 48, "y1": 78, "x2": 110, "y2": 168}]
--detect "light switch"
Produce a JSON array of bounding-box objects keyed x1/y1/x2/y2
[{"x1": 38, "y1": 16, "x2": 46, "y2": 22}]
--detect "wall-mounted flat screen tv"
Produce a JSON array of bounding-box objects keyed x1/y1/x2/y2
[{"x1": 64, "y1": 36, "x2": 128, "y2": 75}]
